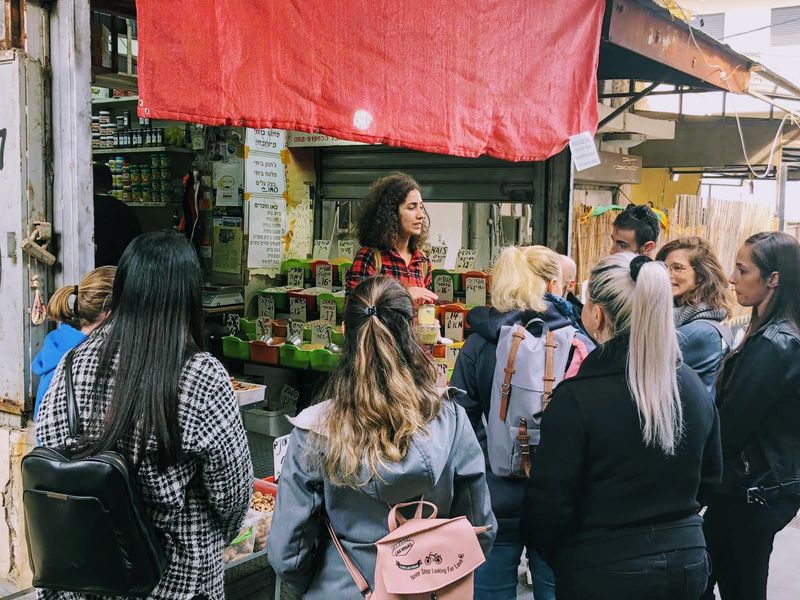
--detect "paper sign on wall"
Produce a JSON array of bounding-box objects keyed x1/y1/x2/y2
[
  {"x1": 320, "y1": 299, "x2": 337, "y2": 324},
  {"x1": 455, "y1": 249, "x2": 477, "y2": 270},
  {"x1": 245, "y1": 154, "x2": 286, "y2": 196},
  {"x1": 338, "y1": 239, "x2": 356, "y2": 260},
  {"x1": 287, "y1": 267, "x2": 305, "y2": 288},
  {"x1": 313, "y1": 240, "x2": 332, "y2": 259},
  {"x1": 444, "y1": 311, "x2": 465, "y2": 342},
  {"x1": 273, "y1": 434, "x2": 291, "y2": 482},
  {"x1": 569, "y1": 131, "x2": 601, "y2": 171},
  {"x1": 311, "y1": 322, "x2": 332, "y2": 345},
  {"x1": 258, "y1": 295, "x2": 275, "y2": 319},
  {"x1": 429, "y1": 245, "x2": 448, "y2": 269},
  {"x1": 290, "y1": 297, "x2": 307, "y2": 322},
  {"x1": 465, "y1": 277, "x2": 487, "y2": 306},
  {"x1": 433, "y1": 274, "x2": 454, "y2": 303},
  {"x1": 316, "y1": 264, "x2": 333, "y2": 288},
  {"x1": 247, "y1": 198, "x2": 285, "y2": 271},
  {"x1": 256, "y1": 317, "x2": 273, "y2": 338},
  {"x1": 245, "y1": 128, "x2": 288, "y2": 154}
]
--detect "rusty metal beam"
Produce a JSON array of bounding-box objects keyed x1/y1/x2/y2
[
  {"x1": 601, "y1": 0, "x2": 751, "y2": 94},
  {"x1": 1, "y1": 0, "x2": 25, "y2": 50}
]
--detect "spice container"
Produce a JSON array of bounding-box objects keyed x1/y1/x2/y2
[
  {"x1": 141, "y1": 185, "x2": 152, "y2": 203},
  {"x1": 130, "y1": 165, "x2": 141, "y2": 184},
  {"x1": 140, "y1": 165, "x2": 152, "y2": 184},
  {"x1": 416, "y1": 323, "x2": 440, "y2": 345},
  {"x1": 98, "y1": 111, "x2": 111, "y2": 124}
]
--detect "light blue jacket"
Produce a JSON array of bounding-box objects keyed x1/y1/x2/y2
[
  {"x1": 678, "y1": 320, "x2": 729, "y2": 396},
  {"x1": 267, "y1": 398, "x2": 497, "y2": 598}
]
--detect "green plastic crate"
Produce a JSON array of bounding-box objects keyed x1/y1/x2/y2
[
  {"x1": 280, "y1": 258, "x2": 312, "y2": 280},
  {"x1": 239, "y1": 318, "x2": 257, "y2": 337},
  {"x1": 222, "y1": 336, "x2": 251, "y2": 361},
  {"x1": 310, "y1": 348, "x2": 342, "y2": 373},
  {"x1": 279, "y1": 343, "x2": 312, "y2": 370},
  {"x1": 257, "y1": 288, "x2": 290, "y2": 311}
]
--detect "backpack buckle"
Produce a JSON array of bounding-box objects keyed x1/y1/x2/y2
[{"x1": 501, "y1": 383, "x2": 511, "y2": 395}]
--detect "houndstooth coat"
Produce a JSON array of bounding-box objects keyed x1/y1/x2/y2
[{"x1": 35, "y1": 327, "x2": 253, "y2": 600}]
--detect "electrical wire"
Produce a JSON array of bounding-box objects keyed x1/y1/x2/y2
[
  {"x1": 673, "y1": 2, "x2": 797, "y2": 179},
  {"x1": 721, "y1": 15, "x2": 800, "y2": 41}
]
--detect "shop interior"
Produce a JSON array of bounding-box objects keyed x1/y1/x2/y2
[{"x1": 88, "y1": 4, "x2": 560, "y2": 587}]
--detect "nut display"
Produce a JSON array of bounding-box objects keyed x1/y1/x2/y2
[{"x1": 251, "y1": 490, "x2": 276, "y2": 512}]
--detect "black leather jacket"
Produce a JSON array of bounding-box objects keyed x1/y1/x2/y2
[{"x1": 716, "y1": 318, "x2": 800, "y2": 493}]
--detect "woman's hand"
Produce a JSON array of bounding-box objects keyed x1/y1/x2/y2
[{"x1": 408, "y1": 286, "x2": 438, "y2": 306}]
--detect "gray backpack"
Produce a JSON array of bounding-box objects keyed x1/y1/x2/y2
[{"x1": 488, "y1": 319, "x2": 576, "y2": 478}]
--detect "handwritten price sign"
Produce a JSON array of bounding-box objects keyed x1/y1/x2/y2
[
  {"x1": 316, "y1": 264, "x2": 333, "y2": 288},
  {"x1": 311, "y1": 322, "x2": 332, "y2": 345},
  {"x1": 225, "y1": 313, "x2": 241, "y2": 335},
  {"x1": 273, "y1": 434, "x2": 291, "y2": 482},
  {"x1": 289, "y1": 320, "x2": 305, "y2": 339},
  {"x1": 313, "y1": 239, "x2": 332, "y2": 260},
  {"x1": 429, "y1": 245, "x2": 448, "y2": 269},
  {"x1": 287, "y1": 267, "x2": 305, "y2": 288},
  {"x1": 256, "y1": 317, "x2": 273, "y2": 338},
  {"x1": 433, "y1": 274, "x2": 454, "y2": 303},
  {"x1": 465, "y1": 277, "x2": 487, "y2": 306},
  {"x1": 444, "y1": 310, "x2": 465, "y2": 342},
  {"x1": 338, "y1": 239, "x2": 356, "y2": 260},
  {"x1": 258, "y1": 295, "x2": 275, "y2": 319},
  {"x1": 434, "y1": 361, "x2": 449, "y2": 388},
  {"x1": 320, "y1": 299, "x2": 337, "y2": 324},
  {"x1": 289, "y1": 297, "x2": 308, "y2": 322},
  {"x1": 445, "y1": 344, "x2": 461, "y2": 368},
  {"x1": 455, "y1": 248, "x2": 477, "y2": 270}
]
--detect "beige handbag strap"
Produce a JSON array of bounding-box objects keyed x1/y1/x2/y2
[{"x1": 324, "y1": 515, "x2": 372, "y2": 598}]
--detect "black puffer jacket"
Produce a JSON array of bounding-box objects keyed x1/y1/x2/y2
[
  {"x1": 450, "y1": 299, "x2": 593, "y2": 544},
  {"x1": 715, "y1": 318, "x2": 800, "y2": 494}
]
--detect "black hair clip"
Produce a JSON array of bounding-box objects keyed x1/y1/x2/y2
[
  {"x1": 629, "y1": 255, "x2": 652, "y2": 282},
  {"x1": 364, "y1": 306, "x2": 377, "y2": 317}
]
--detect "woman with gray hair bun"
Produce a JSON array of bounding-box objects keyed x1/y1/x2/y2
[{"x1": 521, "y1": 253, "x2": 723, "y2": 600}]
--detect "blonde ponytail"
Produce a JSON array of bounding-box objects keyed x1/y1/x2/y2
[
  {"x1": 47, "y1": 266, "x2": 116, "y2": 328},
  {"x1": 317, "y1": 276, "x2": 442, "y2": 488},
  {"x1": 588, "y1": 253, "x2": 683, "y2": 454},
  {"x1": 491, "y1": 246, "x2": 561, "y2": 313}
]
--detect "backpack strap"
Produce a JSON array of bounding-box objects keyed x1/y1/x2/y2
[
  {"x1": 324, "y1": 515, "x2": 372, "y2": 599},
  {"x1": 518, "y1": 418, "x2": 531, "y2": 478},
  {"x1": 499, "y1": 325, "x2": 527, "y2": 421},
  {"x1": 64, "y1": 349, "x2": 81, "y2": 438},
  {"x1": 695, "y1": 319, "x2": 734, "y2": 351},
  {"x1": 542, "y1": 331, "x2": 557, "y2": 410}
]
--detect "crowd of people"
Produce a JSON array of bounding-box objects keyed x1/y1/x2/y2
[{"x1": 29, "y1": 171, "x2": 800, "y2": 600}]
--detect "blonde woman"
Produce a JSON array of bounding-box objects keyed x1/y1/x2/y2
[
  {"x1": 31, "y1": 266, "x2": 116, "y2": 421},
  {"x1": 450, "y1": 246, "x2": 594, "y2": 600},
  {"x1": 521, "y1": 254, "x2": 722, "y2": 600},
  {"x1": 268, "y1": 276, "x2": 496, "y2": 598}
]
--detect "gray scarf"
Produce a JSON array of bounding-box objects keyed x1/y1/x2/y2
[{"x1": 673, "y1": 302, "x2": 727, "y2": 328}]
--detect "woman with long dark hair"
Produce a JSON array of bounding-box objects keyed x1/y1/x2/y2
[
  {"x1": 656, "y1": 236, "x2": 734, "y2": 394},
  {"x1": 268, "y1": 276, "x2": 495, "y2": 597},
  {"x1": 346, "y1": 173, "x2": 438, "y2": 306},
  {"x1": 702, "y1": 232, "x2": 800, "y2": 600},
  {"x1": 36, "y1": 231, "x2": 253, "y2": 599}
]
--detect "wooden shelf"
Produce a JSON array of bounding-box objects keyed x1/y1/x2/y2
[
  {"x1": 93, "y1": 146, "x2": 193, "y2": 155},
  {"x1": 123, "y1": 202, "x2": 174, "y2": 208}
]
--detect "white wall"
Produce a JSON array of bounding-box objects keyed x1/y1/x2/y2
[{"x1": 425, "y1": 203, "x2": 465, "y2": 269}]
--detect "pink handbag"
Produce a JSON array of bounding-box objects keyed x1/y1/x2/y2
[{"x1": 325, "y1": 500, "x2": 490, "y2": 599}]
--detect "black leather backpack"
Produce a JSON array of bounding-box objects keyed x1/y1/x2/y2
[{"x1": 22, "y1": 350, "x2": 167, "y2": 596}]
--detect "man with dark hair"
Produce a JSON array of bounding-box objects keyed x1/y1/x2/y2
[
  {"x1": 610, "y1": 203, "x2": 660, "y2": 259},
  {"x1": 93, "y1": 162, "x2": 142, "y2": 266}
]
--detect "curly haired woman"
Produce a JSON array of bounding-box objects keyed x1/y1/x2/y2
[{"x1": 346, "y1": 172, "x2": 438, "y2": 306}]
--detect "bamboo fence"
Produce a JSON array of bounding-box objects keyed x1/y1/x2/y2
[{"x1": 571, "y1": 196, "x2": 777, "y2": 320}]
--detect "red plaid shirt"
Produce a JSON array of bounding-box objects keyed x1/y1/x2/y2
[{"x1": 346, "y1": 247, "x2": 432, "y2": 293}]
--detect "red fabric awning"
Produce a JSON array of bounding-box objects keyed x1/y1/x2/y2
[{"x1": 135, "y1": 0, "x2": 605, "y2": 162}]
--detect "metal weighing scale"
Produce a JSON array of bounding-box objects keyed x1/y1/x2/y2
[{"x1": 202, "y1": 284, "x2": 245, "y2": 308}]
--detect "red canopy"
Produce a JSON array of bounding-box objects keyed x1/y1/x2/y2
[{"x1": 136, "y1": 0, "x2": 605, "y2": 162}]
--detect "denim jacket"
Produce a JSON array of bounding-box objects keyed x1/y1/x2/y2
[{"x1": 267, "y1": 398, "x2": 497, "y2": 598}]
